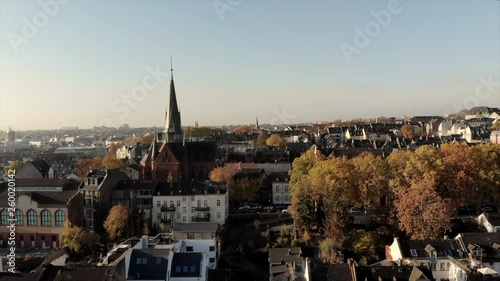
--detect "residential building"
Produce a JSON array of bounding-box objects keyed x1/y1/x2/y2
[
  {"x1": 455, "y1": 232, "x2": 500, "y2": 273},
  {"x1": 151, "y1": 181, "x2": 228, "y2": 231},
  {"x1": 270, "y1": 172, "x2": 291, "y2": 205},
  {"x1": 171, "y1": 223, "x2": 218, "y2": 240},
  {"x1": 386, "y1": 237, "x2": 464, "y2": 280},
  {"x1": 17, "y1": 160, "x2": 55, "y2": 179},
  {"x1": 477, "y1": 213, "x2": 500, "y2": 233},
  {"x1": 269, "y1": 247, "x2": 311, "y2": 281},
  {"x1": 0, "y1": 178, "x2": 81, "y2": 249},
  {"x1": 111, "y1": 180, "x2": 158, "y2": 223},
  {"x1": 79, "y1": 169, "x2": 130, "y2": 231}
]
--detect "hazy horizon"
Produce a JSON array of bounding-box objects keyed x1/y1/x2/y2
[{"x1": 1, "y1": 1, "x2": 499, "y2": 131}]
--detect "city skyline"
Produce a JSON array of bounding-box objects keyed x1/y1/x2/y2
[{"x1": 1, "y1": 0, "x2": 499, "y2": 130}]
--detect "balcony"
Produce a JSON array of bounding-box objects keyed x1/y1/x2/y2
[
  {"x1": 194, "y1": 206, "x2": 210, "y2": 212},
  {"x1": 161, "y1": 205, "x2": 176, "y2": 212},
  {"x1": 194, "y1": 216, "x2": 210, "y2": 222}
]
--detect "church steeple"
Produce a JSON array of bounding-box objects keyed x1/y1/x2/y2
[{"x1": 164, "y1": 58, "x2": 183, "y2": 143}]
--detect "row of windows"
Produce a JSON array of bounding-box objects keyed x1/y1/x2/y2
[
  {"x1": 157, "y1": 212, "x2": 221, "y2": 220},
  {"x1": 157, "y1": 200, "x2": 220, "y2": 207},
  {"x1": 0, "y1": 209, "x2": 65, "y2": 226}
]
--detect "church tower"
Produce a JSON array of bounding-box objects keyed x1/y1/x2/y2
[{"x1": 164, "y1": 59, "x2": 183, "y2": 143}]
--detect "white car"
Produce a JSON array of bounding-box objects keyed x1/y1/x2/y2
[{"x1": 282, "y1": 209, "x2": 290, "y2": 214}]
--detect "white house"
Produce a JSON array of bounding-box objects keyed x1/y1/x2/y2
[
  {"x1": 270, "y1": 172, "x2": 291, "y2": 205},
  {"x1": 152, "y1": 182, "x2": 228, "y2": 231},
  {"x1": 478, "y1": 213, "x2": 500, "y2": 233}
]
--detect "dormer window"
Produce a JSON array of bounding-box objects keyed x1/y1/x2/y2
[{"x1": 410, "y1": 249, "x2": 418, "y2": 257}]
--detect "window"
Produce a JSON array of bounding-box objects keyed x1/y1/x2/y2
[
  {"x1": 177, "y1": 213, "x2": 180, "y2": 220},
  {"x1": 136, "y1": 257, "x2": 142, "y2": 264},
  {"x1": 430, "y1": 262, "x2": 436, "y2": 270},
  {"x1": 157, "y1": 213, "x2": 161, "y2": 219},
  {"x1": 190, "y1": 265, "x2": 196, "y2": 273},
  {"x1": 187, "y1": 232, "x2": 194, "y2": 239},
  {"x1": 142, "y1": 258, "x2": 147, "y2": 264},
  {"x1": 217, "y1": 212, "x2": 221, "y2": 219},
  {"x1": 183, "y1": 266, "x2": 188, "y2": 273},
  {"x1": 217, "y1": 200, "x2": 221, "y2": 206},
  {"x1": 176, "y1": 201, "x2": 180, "y2": 207},
  {"x1": 175, "y1": 266, "x2": 181, "y2": 273},
  {"x1": 410, "y1": 249, "x2": 417, "y2": 257},
  {"x1": 183, "y1": 197, "x2": 186, "y2": 202},
  {"x1": 41, "y1": 210, "x2": 51, "y2": 226},
  {"x1": 197, "y1": 200, "x2": 201, "y2": 207},
  {"x1": 183, "y1": 207, "x2": 186, "y2": 213},
  {"x1": 0, "y1": 210, "x2": 8, "y2": 225},
  {"x1": 440, "y1": 262, "x2": 446, "y2": 271},
  {"x1": 182, "y1": 216, "x2": 186, "y2": 222},
  {"x1": 55, "y1": 210, "x2": 65, "y2": 226},
  {"x1": 204, "y1": 200, "x2": 207, "y2": 207},
  {"x1": 27, "y1": 210, "x2": 37, "y2": 226},
  {"x1": 186, "y1": 246, "x2": 193, "y2": 252},
  {"x1": 209, "y1": 258, "x2": 215, "y2": 263},
  {"x1": 157, "y1": 201, "x2": 161, "y2": 207},
  {"x1": 156, "y1": 257, "x2": 161, "y2": 264},
  {"x1": 15, "y1": 210, "x2": 23, "y2": 225},
  {"x1": 191, "y1": 196, "x2": 195, "y2": 201},
  {"x1": 209, "y1": 246, "x2": 215, "y2": 251}
]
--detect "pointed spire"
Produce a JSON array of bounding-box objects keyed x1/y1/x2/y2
[
  {"x1": 164, "y1": 58, "x2": 183, "y2": 143},
  {"x1": 256, "y1": 117, "x2": 259, "y2": 130}
]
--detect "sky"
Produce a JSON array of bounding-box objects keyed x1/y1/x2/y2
[{"x1": 0, "y1": 0, "x2": 499, "y2": 130}]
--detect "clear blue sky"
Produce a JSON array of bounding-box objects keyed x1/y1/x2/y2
[{"x1": 1, "y1": 0, "x2": 499, "y2": 130}]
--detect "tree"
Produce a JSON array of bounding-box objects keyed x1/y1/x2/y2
[
  {"x1": 470, "y1": 144, "x2": 500, "y2": 212},
  {"x1": 102, "y1": 155, "x2": 125, "y2": 170},
  {"x1": 319, "y1": 238, "x2": 342, "y2": 264},
  {"x1": 395, "y1": 182, "x2": 451, "y2": 239},
  {"x1": 4, "y1": 160, "x2": 23, "y2": 174},
  {"x1": 229, "y1": 177, "x2": 259, "y2": 202},
  {"x1": 256, "y1": 132, "x2": 268, "y2": 146},
  {"x1": 266, "y1": 134, "x2": 286, "y2": 147},
  {"x1": 104, "y1": 205, "x2": 130, "y2": 241},
  {"x1": 59, "y1": 221, "x2": 100, "y2": 255},
  {"x1": 400, "y1": 124, "x2": 415, "y2": 139},
  {"x1": 439, "y1": 143, "x2": 478, "y2": 214},
  {"x1": 345, "y1": 229, "x2": 380, "y2": 264},
  {"x1": 233, "y1": 125, "x2": 251, "y2": 134},
  {"x1": 491, "y1": 122, "x2": 500, "y2": 130},
  {"x1": 351, "y1": 152, "x2": 389, "y2": 209},
  {"x1": 209, "y1": 167, "x2": 232, "y2": 183},
  {"x1": 404, "y1": 145, "x2": 443, "y2": 187},
  {"x1": 386, "y1": 150, "x2": 412, "y2": 195},
  {"x1": 74, "y1": 157, "x2": 103, "y2": 178}
]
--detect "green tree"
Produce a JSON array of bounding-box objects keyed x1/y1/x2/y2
[
  {"x1": 104, "y1": 204, "x2": 130, "y2": 241},
  {"x1": 266, "y1": 134, "x2": 286, "y2": 147}
]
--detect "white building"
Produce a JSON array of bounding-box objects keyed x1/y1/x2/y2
[
  {"x1": 270, "y1": 172, "x2": 291, "y2": 205},
  {"x1": 152, "y1": 182, "x2": 228, "y2": 231},
  {"x1": 477, "y1": 213, "x2": 500, "y2": 233}
]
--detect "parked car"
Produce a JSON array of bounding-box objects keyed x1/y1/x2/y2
[
  {"x1": 251, "y1": 205, "x2": 263, "y2": 213},
  {"x1": 238, "y1": 205, "x2": 251, "y2": 213},
  {"x1": 263, "y1": 206, "x2": 277, "y2": 213},
  {"x1": 348, "y1": 207, "x2": 363, "y2": 214},
  {"x1": 282, "y1": 209, "x2": 290, "y2": 214}
]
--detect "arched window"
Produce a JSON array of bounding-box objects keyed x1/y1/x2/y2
[
  {"x1": 55, "y1": 210, "x2": 65, "y2": 226},
  {"x1": 15, "y1": 210, "x2": 23, "y2": 225},
  {"x1": 27, "y1": 210, "x2": 37, "y2": 226},
  {"x1": 41, "y1": 210, "x2": 51, "y2": 226},
  {"x1": 0, "y1": 210, "x2": 8, "y2": 225}
]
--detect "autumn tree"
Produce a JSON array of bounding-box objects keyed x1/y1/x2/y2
[
  {"x1": 470, "y1": 144, "x2": 500, "y2": 212},
  {"x1": 395, "y1": 182, "x2": 451, "y2": 239},
  {"x1": 266, "y1": 134, "x2": 286, "y2": 147},
  {"x1": 400, "y1": 124, "x2": 415, "y2": 139},
  {"x1": 59, "y1": 221, "x2": 100, "y2": 255},
  {"x1": 228, "y1": 177, "x2": 259, "y2": 202},
  {"x1": 386, "y1": 150, "x2": 412, "y2": 195},
  {"x1": 491, "y1": 122, "x2": 500, "y2": 130},
  {"x1": 256, "y1": 132, "x2": 268, "y2": 146},
  {"x1": 290, "y1": 150, "x2": 325, "y2": 232},
  {"x1": 319, "y1": 238, "x2": 342, "y2": 264},
  {"x1": 439, "y1": 143, "x2": 478, "y2": 214},
  {"x1": 344, "y1": 229, "x2": 380, "y2": 265},
  {"x1": 351, "y1": 152, "x2": 389, "y2": 209},
  {"x1": 3, "y1": 160, "x2": 24, "y2": 174},
  {"x1": 104, "y1": 205, "x2": 130, "y2": 241},
  {"x1": 102, "y1": 155, "x2": 125, "y2": 170},
  {"x1": 404, "y1": 145, "x2": 443, "y2": 187},
  {"x1": 209, "y1": 167, "x2": 232, "y2": 183},
  {"x1": 74, "y1": 157, "x2": 103, "y2": 178},
  {"x1": 233, "y1": 125, "x2": 251, "y2": 134}
]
